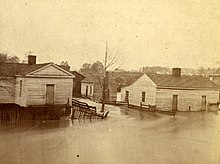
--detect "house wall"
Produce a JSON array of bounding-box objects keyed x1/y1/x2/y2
[
  {"x1": 17, "y1": 77, "x2": 73, "y2": 107},
  {"x1": 0, "y1": 78, "x2": 16, "y2": 104},
  {"x1": 156, "y1": 88, "x2": 219, "y2": 111},
  {"x1": 15, "y1": 77, "x2": 27, "y2": 106},
  {"x1": 121, "y1": 74, "x2": 157, "y2": 106},
  {"x1": 81, "y1": 83, "x2": 94, "y2": 98},
  {"x1": 73, "y1": 75, "x2": 84, "y2": 96}
]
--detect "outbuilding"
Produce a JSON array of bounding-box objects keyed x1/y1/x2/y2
[{"x1": 81, "y1": 77, "x2": 94, "y2": 99}]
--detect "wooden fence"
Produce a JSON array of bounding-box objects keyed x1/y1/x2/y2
[{"x1": 72, "y1": 99, "x2": 109, "y2": 119}]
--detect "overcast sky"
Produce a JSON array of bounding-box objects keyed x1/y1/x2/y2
[{"x1": 0, "y1": 0, "x2": 220, "y2": 70}]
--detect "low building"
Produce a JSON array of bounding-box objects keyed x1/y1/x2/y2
[
  {"x1": 71, "y1": 71, "x2": 85, "y2": 97},
  {"x1": 120, "y1": 68, "x2": 219, "y2": 111},
  {"x1": 0, "y1": 55, "x2": 75, "y2": 107},
  {"x1": 81, "y1": 77, "x2": 94, "y2": 99}
]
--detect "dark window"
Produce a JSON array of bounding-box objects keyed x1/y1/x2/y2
[
  {"x1": 125, "y1": 91, "x2": 129, "y2": 102},
  {"x1": 142, "y1": 92, "x2": 145, "y2": 102},
  {"x1": 90, "y1": 86, "x2": 92, "y2": 94},
  {"x1": 201, "y1": 95, "x2": 207, "y2": 110},
  {"x1": 172, "y1": 95, "x2": 178, "y2": 111}
]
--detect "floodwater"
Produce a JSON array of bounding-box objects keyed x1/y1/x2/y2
[{"x1": 0, "y1": 104, "x2": 220, "y2": 164}]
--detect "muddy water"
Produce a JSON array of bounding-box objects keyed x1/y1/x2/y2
[{"x1": 0, "y1": 105, "x2": 220, "y2": 164}]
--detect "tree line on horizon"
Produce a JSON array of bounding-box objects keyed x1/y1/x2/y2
[{"x1": 1, "y1": 52, "x2": 220, "y2": 76}]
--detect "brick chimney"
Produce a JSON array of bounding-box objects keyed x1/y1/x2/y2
[
  {"x1": 28, "y1": 55, "x2": 36, "y2": 65},
  {"x1": 172, "y1": 68, "x2": 181, "y2": 77}
]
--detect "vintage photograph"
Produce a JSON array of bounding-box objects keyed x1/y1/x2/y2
[{"x1": 0, "y1": 0, "x2": 220, "y2": 163}]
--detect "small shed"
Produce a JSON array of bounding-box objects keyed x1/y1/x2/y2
[
  {"x1": 71, "y1": 71, "x2": 85, "y2": 97},
  {"x1": 0, "y1": 55, "x2": 75, "y2": 107},
  {"x1": 81, "y1": 77, "x2": 94, "y2": 99},
  {"x1": 120, "y1": 68, "x2": 220, "y2": 111}
]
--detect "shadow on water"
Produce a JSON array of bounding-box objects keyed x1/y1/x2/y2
[
  {"x1": 0, "y1": 106, "x2": 107, "y2": 134},
  {"x1": 0, "y1": 106, "x2": 71, "y2": 130},
  {"x1": 120, "y1": 106, "x2": 162, "y2": 121}
]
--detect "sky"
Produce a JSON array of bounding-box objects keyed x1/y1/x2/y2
[{"x1": 0, "y1": 0, "x2": 220, "y2": 71}]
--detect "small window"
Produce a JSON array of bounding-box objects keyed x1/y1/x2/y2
[
  {"x1": 19, "y1": 80, "x2": 22, "y2": 97},
  {"x1": 142, "y1": 92, "x2": 145, "y2": 102},
  {"x1": 125, "y1": 91, "x2": 129, "y2": 102}
]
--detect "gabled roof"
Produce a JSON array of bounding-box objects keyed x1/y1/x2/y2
[
  {"x1": 0, "y1": 62, "x2": 74, "y2": 77},
  {"x1": 110, "y1": 72, "x2": 144, "y2": 87},
  {"x1": 0, "y1": 63, "x2": 50, "y2": 77},
  {"x1": 147, "y1": 74, "x2": 219, "y2": 89},
  {"x1": 81, "y1": 75, "x2": 95, "y2": 83}
]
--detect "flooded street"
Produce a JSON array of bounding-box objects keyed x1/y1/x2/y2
[{"x1": 0, "y1": 104, "x2": 220, "y2": 164}]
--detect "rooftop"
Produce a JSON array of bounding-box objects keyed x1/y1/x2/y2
[
  {"x1": 0, "y1": 62, "x2": 50, "y2": 77},
  {"x1": 147, "y1": 73, "x2": 219, "y2": 89}
]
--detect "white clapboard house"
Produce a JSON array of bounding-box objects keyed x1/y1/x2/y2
[
  {"x1": 0, "y1": 55, "x2": 74, "y2": 107},
  {"x1": 120, "y1": 68, "x2": 220, "y2": 111}
]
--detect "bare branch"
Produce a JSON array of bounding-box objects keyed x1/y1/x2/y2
[
  {"x1": 106, "y1": 51, "x2": 119, "y2": 69},
  {"x1": 109, "y1": 61, "x2": 124, "y2": 75}
]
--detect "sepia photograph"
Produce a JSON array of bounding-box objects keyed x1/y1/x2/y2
[{"x1": 0, "y1": 0, "x2": 220, "y2": 163}]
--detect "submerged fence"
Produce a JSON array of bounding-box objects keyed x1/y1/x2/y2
[{"x1": 71, "y1": 99, "x2": 109, "y2": 119}]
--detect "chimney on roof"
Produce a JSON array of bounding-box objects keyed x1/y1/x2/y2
[
  {"x1": 28, "y1": 55, "x2": 36, "y2": 65},
  {"x1": 172, "y1": 68, "x2": 181, "y2": 77}
]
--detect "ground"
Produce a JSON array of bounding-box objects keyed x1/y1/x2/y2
[{"x1": 0, "y1": 99, "x2": 220, "y2": 164}]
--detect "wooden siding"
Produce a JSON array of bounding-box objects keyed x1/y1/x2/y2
[
  {"x1": 121, "y1": 74, "x2": 157, "y2": 106},
  {"x1": 30, "y1": 65, "x2": 71, "y2": 76},
  {"x1": 0, "y1": 78, "x2": 16, "y2": 104},
  {"x1": 15, "y1": 77, "x2": 27, "y2": 106},
  {"x1": 156, "y1": 88, "x2": 219, "y2": 111},
  {"x1": 26, "y1": 78, "x2": 73, "y2": 106}
]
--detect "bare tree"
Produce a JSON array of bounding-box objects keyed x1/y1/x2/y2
[
  {"x1": 78, "y1": 43, "x2": 124, "y2": 111},
  {"x1": 100, "y1": 42, "x2": 124, "y2": 112},
  {"x1": 0, "y1": 52, "x2": 20, "y2": 97}
]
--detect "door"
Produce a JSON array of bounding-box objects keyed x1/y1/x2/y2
[
  {"x1": 125, "y1": 91, "x2": 129, "y2": 102},
  {"x1": 201, "y1": 95, "x2": 207, "y2": 110},
  {"x1": 86, "y1": 86, "x2": 88, "y2": 97},
  {"x1": 46, "y1": 84, "x2": 55, "y2": 105},
  {"x1": 172, "y1": 95, "x2": 178, "y2": 111}
]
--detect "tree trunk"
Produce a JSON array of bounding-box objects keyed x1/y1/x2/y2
[{"x1": 101, "y1": 76, "x2": 106, "y2": 112}]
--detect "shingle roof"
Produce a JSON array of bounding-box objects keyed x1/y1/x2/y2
[
  {"x1": 147, "y1": 74, "x2": 219, "y2": 89},
  {"x1": 110, "y1": 72, "x2": 144, "y2": 87},
  {"x1": 0, "y1": 63, "x2": 50, "y2": 77},
  {"x1": 81, "y1": 75, "x2": 96, "y2": 83}
]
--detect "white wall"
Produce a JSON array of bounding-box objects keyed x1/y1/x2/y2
[
  {"x1": 116, "y1": 92, "x2": 122, "y2": 101},
  {"x1": 156, "y1": 88, "x2": 219, "y2": 111},
  {"x1": 18, "y1": 77, "x2": 73, "y2": 107},
  {"x1": 121, "y1": 74, "x2": 157, "y2": 106},
  {"x1": 15, "y1": 77, "x2": 27, "y2": 106}
]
